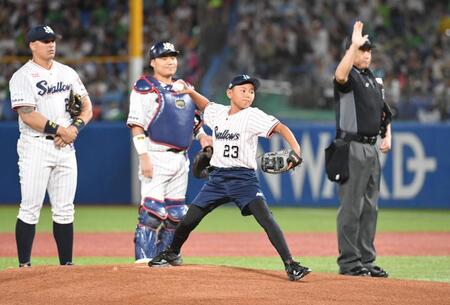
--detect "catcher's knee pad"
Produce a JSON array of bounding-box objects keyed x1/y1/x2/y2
[
  {"x1": 135, "y1": 199, "x2": 167, "y2": 260},
  {"x1": 157, "y1": 201, "x2": 188, "y2": 253}
]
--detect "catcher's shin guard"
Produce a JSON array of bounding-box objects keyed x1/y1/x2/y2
[
  {"x1": 134, "y1": 200, "x2": 167, "y2": 261},
  {"x1": 134, "y1": 225, "x2": 159, "y2": 261},
  {"x1": 157, "y1": 203, "x2": 188, "y2": 253}
]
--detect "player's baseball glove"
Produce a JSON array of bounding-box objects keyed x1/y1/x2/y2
[
  {"x1": 66, "y1": 90, "x2": 83, "y2": 118},
  {"x1": 192, "y1": 146, "x2": 213, "y2": 179},
  {"x1": 260, "y1": 150, "x2": 302, "y2": 174}
]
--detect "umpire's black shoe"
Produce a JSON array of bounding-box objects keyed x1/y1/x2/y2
[
  {"x1": 366, "y1": 266, "x2": 389, "y2": 278},
  {"x1": 148, "y1": 250, "x2": 183, "y2": 267},
  {"x1": 339, "y1": 266, "x2": 370, "y2": 276},
  {"x1": 285, "y1": 261, "x2": 311, "y2": 281}
]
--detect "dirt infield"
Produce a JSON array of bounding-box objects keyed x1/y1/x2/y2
[
  {"x1": 1, "y1": 264, "x2": 450, "y2": 305},
  {"x1": 1, "y1": 232, "x2": 450, "y2": 257},
  {"x1": 1, "y1": 232, "x2": 450, "y2": 305}
]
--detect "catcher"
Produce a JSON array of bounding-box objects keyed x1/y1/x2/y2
[{"x1": 150, "y1": 74, "x2": 311, "y2": 281}]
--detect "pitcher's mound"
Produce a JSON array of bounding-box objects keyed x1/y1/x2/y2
[{"x1": 1, "y1": 264, "x2": 449, "y2": 305}]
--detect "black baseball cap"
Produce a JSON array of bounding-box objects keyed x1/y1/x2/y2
[
  {"x1": 344, "y1": 37, "x2": 375, "y2": 51},
  {"x1": 149, "y1": 41, "x2": 180, "y2": 59},
  {"x1": 26, "y1": 25, "x2": 58, "y2": 43},
  {"x1": 228, "y1": 74, "x2": 261, "y2": 90}
]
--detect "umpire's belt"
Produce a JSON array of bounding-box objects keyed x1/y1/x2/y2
[{"x1": 336, "y1": 131, "x2": 377, "y2": 145}]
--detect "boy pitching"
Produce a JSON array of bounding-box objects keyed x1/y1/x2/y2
[{"x1": 149, "y1": 74, "x2": 311, "y2": 281}]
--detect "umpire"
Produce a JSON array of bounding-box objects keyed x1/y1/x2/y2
[{"x1": 333, "y1": 21, "x2": 392, "y2": 277}]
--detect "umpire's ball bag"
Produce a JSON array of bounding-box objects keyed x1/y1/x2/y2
[{"x1": 325, "y1": 139, "x2": 350, "y2": 183}]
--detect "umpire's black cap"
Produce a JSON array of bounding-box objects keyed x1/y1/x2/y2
[
  {"x1": 26, "y1": 25, "x2": 58, "y2": 43},
  {"x1": 344, "y1": 37, "x2": 375, "y2": 51},
  {"x1": 149, "y1": 41, "x2": 180, "y2": 59},
  {"x1": 228, "y1": 74, "x2": 261, "y2": 90}
]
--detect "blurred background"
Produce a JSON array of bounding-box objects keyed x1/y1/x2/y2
[
  {"x1": 1, "y1": 0, "x2": 448, "y2": 121},
  {"x1": 0, "y1": 0, "x2": 449, "y2": 207}
]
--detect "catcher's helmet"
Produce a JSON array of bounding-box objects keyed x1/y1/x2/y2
[{"x1": 149, "y1": 41, "x2": 180, "y2": 59}]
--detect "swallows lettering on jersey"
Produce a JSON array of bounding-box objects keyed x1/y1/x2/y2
[
  {"x1": 36, "y1": 80, "x2": 71, "y2": 96},
  {"x1": 214, "y1": 127, "x2": 240, "y2": 140}
]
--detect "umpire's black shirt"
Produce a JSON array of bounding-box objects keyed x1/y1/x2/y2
[{"x1": 334, "y1": 66, "x2": 384, "y2": 136}]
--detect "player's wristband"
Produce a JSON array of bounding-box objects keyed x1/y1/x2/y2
[
  {"x1": 133, "y1": 134, "x2": 147, "y2": 155},
  {"x1": 71, "y1": 118, "x2": 85, "y2": 132},
  {"x1": 44, "y1": 120, "x2": 59, "y2": 135}
]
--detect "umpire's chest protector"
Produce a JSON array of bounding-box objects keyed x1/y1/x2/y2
[{"x1": 146, "y1": 76, "x2": 196, "y2": 150}]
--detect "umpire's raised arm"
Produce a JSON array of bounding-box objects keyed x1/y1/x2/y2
[{"x1": 335, "y1": 21, "x2": 369, "y2": 84}]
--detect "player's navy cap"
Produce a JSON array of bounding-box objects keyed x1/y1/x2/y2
[
  {"x1": 228, "y1": 74, "x2": 261, "y2": 90},
  {"x1": 26, "y1": 25, "x2": 58, "y2": 43},
  {"x1": 149, "y1": 41, "x2": 180, "y2": 59},
  {"x1": 344, "y1": 36, "x2": 375, "y2": 51}
]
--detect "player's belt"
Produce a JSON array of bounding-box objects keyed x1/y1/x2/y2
[
  {"x1": 167, "y1": 148, "x2": 186, "y2": 154},
  {"x1": 34, "y1": 135, "x2": 54, "y2": 141}
]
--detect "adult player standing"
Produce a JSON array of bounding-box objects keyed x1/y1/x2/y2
[
  {"x1": 9, "y1": 25, "x2": 93, "y2": 267},
  {"x1": 149, "y1": 75, "x2": 311, "y2": 281},
  {"x1": 127, "y1": 41, "x2": 211, "y2": 263}
]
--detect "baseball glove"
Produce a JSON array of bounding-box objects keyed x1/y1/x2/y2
[
  {"x1": 192, "y1": 146, "x2": 213, "y2": 179},
  {"x1": 66, "y1": 90, "x2": 83, "y2": 118},
  {"x1": 260, "y1": 150, "x2": 302, "y2": 174}
]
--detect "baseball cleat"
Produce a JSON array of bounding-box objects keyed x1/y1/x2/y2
[
  {"x1": 366, "y1": 266, "x2": 389, "y2": 278},
  {"x1": 19, "y1": 262, "x2": 31, "y2": 268},
  {"x1": 285, "y1": 261, "x2": 311, "y2": 281},
  {"x1": 148, "y1": 249, "x2": 183, "y2": 267},
  {"x1": 339, "y1": 266, "x2": 370, "y2": 276},
  {"x1": 134, "y1": 258, "x2": 151, "y2": 264}
]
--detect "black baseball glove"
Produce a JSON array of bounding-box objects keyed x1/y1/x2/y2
[
  {"x1": 66, "y1": 90, "x2": 83, "y2": 118},
  {"x1": 260, "y1": 150, "x2": 302, "y2": 174},
  {"x1": 192, "y1": 146, "x2": 213, "y2": 179}
]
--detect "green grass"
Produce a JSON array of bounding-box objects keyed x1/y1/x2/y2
[
  {"x1": 1, "y1": 256, "x2": 448, "y2": 283},
  {"x1": 1, "y1": 206, "x2": 449, "y2": 282},
  {"x1": 1, "y1": 205, "x2": 449, "y2": 233}
]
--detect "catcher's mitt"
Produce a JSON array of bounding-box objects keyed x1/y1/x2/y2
[
  {"x1": 260, "y1": 150, "x2": 302, "y2": 174},
  {"x1": 66, "y1": 90, "x2": 83, "y2": 118},
  {"x1": 192, "y1": 146, "x2": 213, "y2": 179}
]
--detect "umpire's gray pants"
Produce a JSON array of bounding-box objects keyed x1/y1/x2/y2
[{"x1": 337, "y1": 141, "x2": 380, "y2": 273}]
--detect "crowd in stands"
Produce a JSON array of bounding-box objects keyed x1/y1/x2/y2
[
  {"x1": 229, "y1": 0, "x2": 449, "y2": 121},
  {"x1": 0, "y1": 0, "x2": 448, "y2": 122}
]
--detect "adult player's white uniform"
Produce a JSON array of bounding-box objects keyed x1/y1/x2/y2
[
  {"x1": 204, "y1": 102, "x2": 279, "y2": 169},
  {"x1": 127, "y1": 88, "x2": 191, "y2": 202},
  {"x1": 9, "y1": 60, "x2": 88, "y2": 225},
  {"x1": 128, "y1": 76, "x2": 206, "y2": 261}
]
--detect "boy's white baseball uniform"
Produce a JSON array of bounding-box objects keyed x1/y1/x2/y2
[{"x1": 204, "y1": 103, "x2": 279, "y2": 169}]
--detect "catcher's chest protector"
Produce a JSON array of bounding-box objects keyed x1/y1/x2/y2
[{"x1": 146, "y1": 76, "x2": 196, "y2": 150}]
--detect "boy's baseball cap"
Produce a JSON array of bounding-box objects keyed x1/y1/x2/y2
[
  {"x1": 149, "y1": 41, "x2": 180, "y2": 59},
  {"x1": 228, "y1": 74, "x2": 261, "y2": 90},
  {"x1": 26, "y1": 25, "x2": 58, "y2": 43}
]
